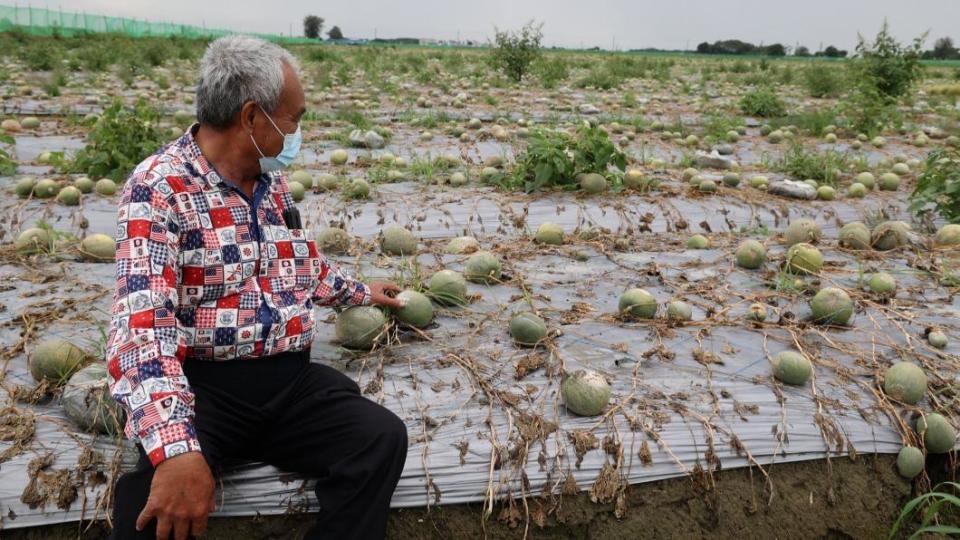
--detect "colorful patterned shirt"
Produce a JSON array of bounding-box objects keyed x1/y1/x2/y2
[{"x1": 105, "y1": 125, "x2": 371, "y2": 467}]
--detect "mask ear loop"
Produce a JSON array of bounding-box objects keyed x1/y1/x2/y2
[{"x1": 249, "y1": 132, "x2": 266, "y2": 158}]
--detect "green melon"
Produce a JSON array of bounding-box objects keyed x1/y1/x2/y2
[
  {"x1": 868, "y1": 272, "x2": 897, "y2": 296},
  {"x1": 871, "y1": 136, "x2": 886, "y2": 148},
  {"x1": 883, "y1": 362, "x2": 927, "y2": 404},
  {"x1": 916, "y1": 413, "x2": 956, "y2": 454},
  {"x1": 288, "y1": 181, "x2": 305, "y2": 202},
  {"x1": 445, "y1": 236, "x2": 479, "y2": 254},
  {"x1": 381, "y1": 225, "x2": 418, "y2": 256},
  {"x1": 878, "y1": 172, "x2": 900, "y2": 191},
  {"x1": 735, "y1": 240, "x2": 766, "y2": 269},
  {"x1": 316, "y1": 173, "x2": 340, "y2": 192},
  {"x1": 464, "y1": 251, "x2": 502, "y2": 284},
  {"x1": 786, "y1": 243, "x2": 823, "y2": 275},
  {"x1": 666, "y1": 300, "x2": 693, "y2": 322},
  {"x1": 15, "y1": 227, "x2": 52, "y2": 255},
  {"x1": 345, "y1": 179, "x2": 370, "y2": 199},
  {"x1": 871, "y1": 221, "x2": 911, "y2": 251},
  {"x1": 74, "y1": 176, "x2": 95, "y2": 194},
  {"x1": 428, "y1": 270, "x2": 468, "y2": 306},
  {"x1": 892, "y1": 162, "x2": 910, "y2": 176},
  {"x1": 330, "y1": 149, "x2": 349, "y2": 166},
  {"x1": 33, "y1": 178, "x2": 60, "y2": 199},
  {"x1": 80, "y1": 234, "x2": 116, "y2": 261},
  {"x1": 580, "y1": 173, "x2": 607, "y2": 194},
  {"x1": 15, "y1": 177, "x2": 37, "y2": 198},
  {"x1": 62, "y1": 363, "x2": 123, "y2": 435},
  {"x1": 510, "y1": 312, "x2": 547, "y2": 346},
  {"x1": 623, "y1": 169, "x2": 647, "y2": 190},
  {"x1": 698, "y1": 179, "x2": 717, "y2": 193},
  {"x1": 772, "y1": 351, "x2": 813, "y2": 385},
  {"x1": 838, "y1": 222, "x2": 871, "y2": 250},
  {"x1": 935, "y1": 224, "x2": 960, "y2": 247},
  {"x1": 817, "y1": 186, "x2": 836, "y2": 201},
  {"x1": 535, "y1": 222, "x2": 564, "y2": 245},
  {"x1": 750, "y1": 175, "x2": 769, "y2": 189},
  {"x1": 29, "y1": 338, "x2": 87, "y2": 385},
  {"x1": 810, "y1": 287, "x2": 854, "y2": 325},
  {"x1": 929, "y1": 330, "x2": 948, "y2": 349},
  {"x1": 95, "y1": 178, "x2": 117, "y2": 196},
  {"x1": 687, "y1": 234, "x2": 710, "y2": 249},
  {"x1": 335, "y1": 306, "x2": 387, "y2": 350},
  {"x1": 480, "y1": 167, "x2": 500, "y2": 181},
  {"x1": 896, "y1": 446, "x2": 924, "y2": 479},
  {"x1": 315, "y1": 227, "x2": 352, "y2": 254},
  {"x1": 855, "y1": 172, "x2": 876, "y2": 190},
  {"x1": 619, "y1": 288, "x2": 657, "y2": 319},
  {"x1": 56, "y1": 185, "x2": 82, "y2": 206},
  {"x1": 449, "y1": 172, "x2": 468, "y2": 187},
  {"x1": 723, "y1": 172, "x2": 741, "y2": 187},
  {"x1": 561, "y1": 370, "x2": 611, "y2": 416},
  {"x1": 784, "y1": 218, "x2": 822, "y2": 246},
  {"x1": 289, "y1": 170, "x2": 313, "y2": 189},
  {"x1": 847, "y1": 183, "x2": 867, "y2": 198},
  {"x1": 746, "y1": 303, "x2": 767, "y2": 322},
  {"x1": 394, "y1": 290, "x2": 434, "y2": 328},
  {"x1": 682, "y1": 168, "x2": 699, "y2": 181}
]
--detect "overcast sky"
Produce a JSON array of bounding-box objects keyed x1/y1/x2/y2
[{"x1": 52, "y1": 0, "x2": 959, "y2": 51}]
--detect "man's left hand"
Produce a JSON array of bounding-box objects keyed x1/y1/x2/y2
[{"x1": 369, "y1": 281, "x2": 405, "y2": 309}]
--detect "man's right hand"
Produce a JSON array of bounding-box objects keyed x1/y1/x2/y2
[{"x1": 136, "y1": 452, "x2": 215, "y2": 540}]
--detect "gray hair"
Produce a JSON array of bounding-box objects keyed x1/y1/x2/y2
[{"x1": 196, "y1": 35, "x2": 301, "y2": 129}]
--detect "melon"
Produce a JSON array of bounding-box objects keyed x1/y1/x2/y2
[
  {"x1": 1, "y1": 118, "x2": 21, "y2": 132},
  {"x1": 619, "y1": 288, "x2": 657, "y2": 319},
  {"x1": 345, "y1": 179, "x2": 370, "y2": 198},
  {"x1": 74, "y1": 176, "x2": 95, "y2": 193},
  {"x1": 29, "y1": 339, "x2": 86, "y2": 385},
  {"x1": 95, "y1": 178, "x2": 117, "y2": 196},
  {"x1": 535, "y1": 222, "x2": 564, "y2": 245},
  {"x1": 330, "y1": 149, "x2": 349, "y2": 166},
  {"x1": 580, "y1": 173, "x2": 607, "y2": 194},
  {"x1": 428, "y1": 269, "x2": 468, "y2": 306},
  {"x1": 804, "y1": 179, "x2": 819, "y2": 189},
  {"x1": 510, "y1": 312, "x2": 547, "y2": 346},
  {"x1": 623, "y1": 169, "x2": 647, "y2": 190},
  {"x1": 288, "y1": 181, "x2": 306, "y2": 202},
  {"x1": 464, "y1": 251, "x2": 502, "y2": 284},
  {"x1": 53, "y1": 185, "x2": 79, "y2": 208},
  {"x1": 786, "y1": 243, "x2": 823, "y2": 275},
  {"x1": 735, "y1": 240, "x2": 766, "y2": 269},
  {"x1": 868, "y1": 272, "x2": 897, "y2": 296},
  {"x1": 381, "y1": 225, "x2": 417, "y2": 256},
  {"x1": 878, "y1": 172, "x2": 900, "y2": 191},
  {"x1": 746, "y1": 303, "x2": 767, "y2": 322},
  {"x1": 896, "y1": 446, "x2": 924, "y2": 479},
  {"x1": 15, "y1": 227, "x2": 52, "y2": 255},
  {"x1": 480, "y1": 167, "x2": 500, "y2": 182},
  {"x1": 723, "y1": 172, "x2": 740, "y2": 187},
  {"x1": 561, "y1": 370, "x2": 611, "y2": 416},
  {"x1": 928, "y1": 330, "x2": 948, "y2": 349},
  {"x1": 750, "y1": 175, "x2": 769, "y2": 189},
  {"x1": 916, "y1": 413, "x2": 956, "y2": 454},
  {"x1": 335, "y1": 306, "x2": 387, "y2": 349},
  {"x1": 698, "y1": 179, "x2": 717, "y2": 193},
  {"x1": 871, "y1": 136, "x2": 886, "y2": 147},
  {"x1": 666, "y1": 300, "x2": 693, "y2": 322},
  {"x1": 682, "y1": 168, "x2": 699, "y2": 181},
  {"x1": 316, "y1": 173, "x2": 340, "y2": 191},
  {"x1": 838, "y1": 222, "x2": 871, "y2": 250},
  {"x1": 817, "y1": 186, "x2": 836, "y2": 201},
  {"x1": 892, "y1": 162, "x2": 910, "y2": 176},
  {"x1": 449, "y1": 172, "x2": 468, "y2": 187},
  {"x1": 62, "y1": 363, "x2": 123, "y2": 435},
  {"x1": 935, "y1": 225, "x2": 960, "y2": 247},
  {"x1": 855, "y1": 172, "x2": 876, "y2": 190},
  {"x1": 79, "y1": 234, "x2": 116, "y2": 261},
  {"x1": 784, "y1": 218, "x2": 821, "y2": 246},
  {"x1": 772, "y1": 351, "x2": 813, "y2": 385},
  {"x1": 687, "y1": 234, "x2": 710, "y2": 249},
  {"x1": 883, "y1": 362, "x2": 927, "y2": 404},
  {"x1": 446, "y1": 236, "x2": 479, "y2": 254},
  {"x1": 15, "y1": 177, "x2": 37, "y2": 198},
  {"x1": 824, "y1": 133, "x2": 837, "y2": 143},
  {"x1": 483, "y1": 155, "x2": 504, "y2": 168},
  {"x1": 810, "y1": 287, "x2": 854, "y2": 325},
  {"x1": 394, "y1": 290, "x2": 433, "y2": 328},
  {"x1": 289, "y1": 170, "x2": 313, "y2": 189},
  {"x1": 871, "y1": 221, "x2": 910, "y2": 251},
  {"x1": 315, "y1": 227, "x2": 352, "y2": 254},
  {"x1": 33, "y1": 178, "x2": 60, "y2": 199},
  {"x1": 847, "y1": 183, "x2": 867, "y2": 198}
]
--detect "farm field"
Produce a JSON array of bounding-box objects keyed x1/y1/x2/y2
[{"x1": 1, "y1": 28, "x2": 960, "y2": 538}]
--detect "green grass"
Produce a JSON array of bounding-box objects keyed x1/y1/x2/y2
[
  {"x1": 889, "y1": 482, "x2": 960, "y2": 539},
  {"x1": 774, "y1": 143, "x2": 850, "y2": 185}
]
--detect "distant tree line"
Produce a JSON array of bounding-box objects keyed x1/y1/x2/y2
[
  {"x1": 303, "y1": 15, "x2": 344, "y2": 40},
  {"x1": 923, "y1": 37, "x2": 959, "y2": 59},
  {"x1": 695, "y1": 39, "x2": 848, "y2": 57}
]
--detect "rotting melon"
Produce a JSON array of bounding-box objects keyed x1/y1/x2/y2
[
  {"x1": 74, "y1": 176, "x2": 95, "y2": 194},
  {"x1": 871, "y1": 221, "x2": 911, "y2": 251},
  {"x1": 687, "y1": 234, "x2": 710, "y2": 249},
  {"x1": 94, "y1": 178, "x2": 117, "y2": 196},
  {"x1": 623, "y1": 169, "x2": 646, "y2": 190},
  {"x1": 580, "y1": 173, "x2": 607, "y2": 194},
  {"x1": 838, "y1": 222, "x2": 871, "y2": 250},
  {"x1": 345, "y1": 178, "x2": 370, "y2": 199},
  {"x1": 847, "y1": 183, "x2": 867, "y2": 198},
  {"x1": 394, "y1": 290, "x2": 434, "y2": 328},
  {"x1": 928, "y1": 330, "x2": 948, "y2": 349},
  {"x1": 465, "y1": 251, "x2": 502, "y2": 284},
  {"x1": 784, "y1": 218, "x2": 821, "y2": 246},
  {"x1": 80, "y1": 234, "x2": 116, "y2": 262},
  {"x1": 896, "y1": 446, "x2": 924, "y2": 479},
  {"x1": 428, "y1": 270, "x2": 468, "y2": 306},
  {"x1": 15, "y1": 227, "x2": 52, "y2": 255},
  {"x1": 855, "y1": 172, "x2": 876, "y2": 190},
  {"x1": 916, "y1": 413, "x2": 957, "y2": 454},
  {"x1": 445, "y1": 236, "x2": 479, "y2": 254},
  {"x1": 381, "y1": 225, "x2": 418, "y2": 256},
  {"x1": 56, "y1": 185, "x2": 81, "y2": 206},
  {"x1": 62, "y1": 363, "x2": 123, "y2": 435},
  {"x1": 810, "y1": 287, "x2": 854, "y2": 325},
  {"x1": 335, "y1": 306, "x2": 387, "y2": 350},
  {"x1": 935, "y1": 224, "x2": 960, "y2": 247},
  {"x1": 510, "y1": 312, "x2": 547, "y2": 346},
  {"x1": 735, "y1": 240, "x2": 766, "y2": 269},
  {"x1": 289, "y1": 170, "x2": 313, "y2": 189},
  {"x1": 315, "y1": 227, "x2": 352, "y2": 254},
  {"x1": 33, "y1": 178, "x2": 60, "y2": 199},
  {"x1": 868, "y1": 272, "x2": 897, "y2": 296},
  {"x1": 786, "y1": 243, "x2": 823, "y2": 275},
  {"x1": 15, "y1": 177, "x2": 37, "y2": 198},
  {"x1": 561, "y1": 370, "x2": 611, "y2": 416},
  {"x1": 29, "y1": 338, "x2": 86, "y2": 385},
  {"x1": 772, "y1": 351, "x2": 813, "y2": 385},
  {"x1": 330, "y1": 149, "x2": 349, "y2": 166},
  {"x1": 883, "y1": 362, "x2": 927, "y2": 404},
  {"x1": 316, "y1": 173, "x2": 339, "y2": 192},
  {"x1": 666, "y1": 300, "x2": 693, "y2": 322},
  {"x1": 535, "y1": 222, "x2": 564, "y2": 245},
  {"x1": 746, "y1": 303, "x2": 767, "y2": 322},
  {"x1": 618, "y1": 288, "x2": 657, "y2": 319},
  {"x1": 878, "y1": 172, "x2": 900, "y2": 191}
]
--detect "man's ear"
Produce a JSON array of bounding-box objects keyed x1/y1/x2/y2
[{"x1": 239, "y1": 101, "x2": 258, "y2": 133}]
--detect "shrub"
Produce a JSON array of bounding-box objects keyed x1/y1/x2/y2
[
  {"x1": 490, "y1": 20, "x2": 543, "y2": 82},
  {"x1": 506, "y1": 125, "x2": 626, "y2": 192},
  {"x1": 535, "y1": 56, "x2": 568, "y2": 88},
  {"x1": 739, "y1": 87, "x2": 786, "y2": 117},
  {"x1": 775, "y1": 143, "x2": 849, "y2": 185},
  {"x1": 909, "y1": 147, "x2": 960, "y2": 223},
  {"x1": 803, "y1": 64, "x2": 846, "y2": 98}
]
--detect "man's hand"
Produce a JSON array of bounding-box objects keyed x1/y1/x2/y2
[
  {"x1": 136, "y1": 452, "x2": 215, "y2": 540},
  {"x1": 369, "y1": 281, "x2": 404, "y2": 309}
]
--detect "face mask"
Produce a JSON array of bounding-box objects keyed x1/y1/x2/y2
[{"x1": 250, "y1": 104, "x2": 301, "y2": 173}]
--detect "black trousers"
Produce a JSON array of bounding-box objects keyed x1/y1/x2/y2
[{"x1": 109, "y1": 349, "x2": 408, "y2": 540}]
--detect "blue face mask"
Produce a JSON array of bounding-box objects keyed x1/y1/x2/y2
[{"x1": 250, "y1": 104, "x2": 301, "y2": 173}]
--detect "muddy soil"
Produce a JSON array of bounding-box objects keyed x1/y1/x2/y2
[{"x1": 4, "y1": 454, "x2": 933, "y2": 540}]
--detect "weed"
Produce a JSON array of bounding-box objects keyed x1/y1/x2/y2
[{"x1": 739, "y1": 87, "x2": 786, "y2": 117}]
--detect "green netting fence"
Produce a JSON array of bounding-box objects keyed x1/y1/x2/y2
[{"x1": 0, "y1": 4, "x2": 315, "y2": 43}]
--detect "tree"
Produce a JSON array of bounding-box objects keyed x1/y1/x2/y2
[
  {"x1": 696, "y1": 42, "x2": 711, "y2": 54},
  {"x1": 765, "y1": 43, "x2": 786, "y2": 57},
  {"x1": 327, "y1": 26, "x2": 344, "y2": 40},
  {"x1": 822, "y1": 45, "x2": 848, "y2": 58},
  {"x1": 794, "y1": 45, "x2": 811, "y2": 57},
  {"x1": 932, "y1": 37, "x2": 958, "y2": 59},
  {"x1": 303, "y1": 15, "x2": 324, "y2": 39},
  {"x1": 490, "y1": 20, "x2": 543, "y2": 82}
]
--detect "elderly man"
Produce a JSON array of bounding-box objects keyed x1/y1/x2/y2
[{"x1": 106, "y1": 35, "x2": 407, "y2": 540}]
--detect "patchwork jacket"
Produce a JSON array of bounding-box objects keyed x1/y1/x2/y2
[{"x1": 105, "y1": 126, "x2": 370, "y2": 466}]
